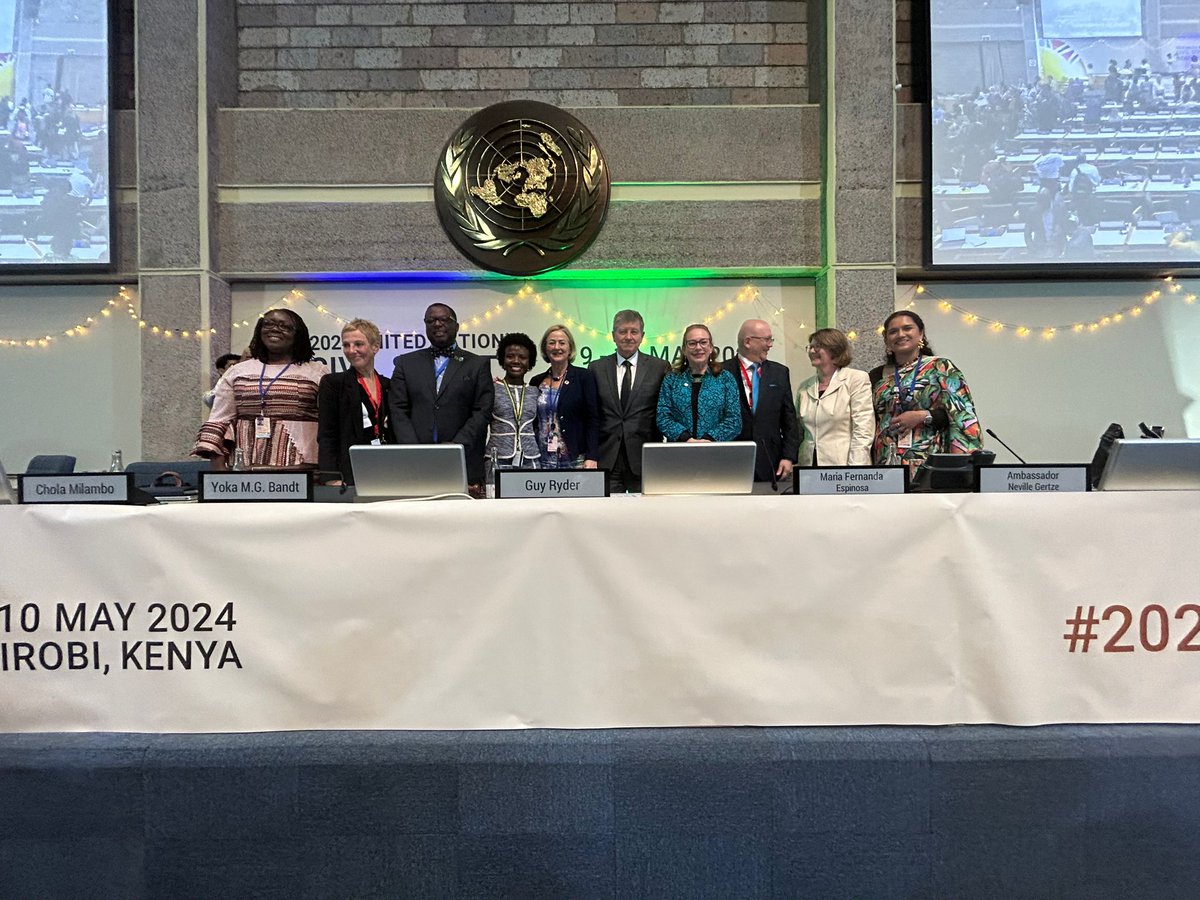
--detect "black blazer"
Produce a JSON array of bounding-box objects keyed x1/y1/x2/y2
[
  {"x1": 388, "y1": 347, "x2": 495, "y2": 484},
  {"x1": 317, "y1": 369, "x2": 394, "y2": 484},
  {"x1": 530, "y1": 364, "x2": 602, "y2": 463},
  {"x1": 729, "y1": 357, "x2": 800, "y2": 482},
  {"x1": 587, "y1": 351, "x2": 671, "y2": 476}
]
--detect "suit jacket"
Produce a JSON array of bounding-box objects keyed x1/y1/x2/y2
[
  {"x1": 530, "y1": 364, "x2": 601, "y2": 462},
  {"x1": 388, "y1": 346, "x2": 494, "y2": 484},
  {"x1": 796, "y1": 366, "x2": 874, "y2": 466},
  {"x1": 656, "y1": 367, "x2": 742, "y2": 443},
  {"x1": 588, "y1": 350, "x2": 671, "y2": 475},
  {"x1": 317, "y1": 368, "x2": 394, "y2": 484},
  {"x1": 729, "y1": 357, "x2": 800, "y2": 481}
]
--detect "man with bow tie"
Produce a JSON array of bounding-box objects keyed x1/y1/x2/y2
[
  {"x1": 730, "y1": 318, "x2": 799, "y2": 486},
  {"x1": 389, "y1": 303, "x2": 494, "y2": 490}
]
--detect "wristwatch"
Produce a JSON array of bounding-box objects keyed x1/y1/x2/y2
[{"x1": 922, "y1": 412, "x2": 934, "y2": 427}]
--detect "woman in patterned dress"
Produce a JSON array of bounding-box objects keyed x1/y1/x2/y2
[
  {"x1": 869, "y1": 310, "x2": 982, "y2": 471},
  {"x1": 193, "y1": 308, "x2": 328, "y2": 470}
]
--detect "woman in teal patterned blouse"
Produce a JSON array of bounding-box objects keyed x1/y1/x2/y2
[
  {"x1": 869, "y1": 310, "x2": 982, "y2": 470},
  {"x1": 656, "y1": 323, "x2": 742, "y2": 443}
]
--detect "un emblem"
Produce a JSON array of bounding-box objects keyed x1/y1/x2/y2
[{"x1": 435, "y1": 101, "x2": 610, "y2": 276}]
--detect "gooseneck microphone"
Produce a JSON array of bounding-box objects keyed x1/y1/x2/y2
[{"x1": 985, "y1": 427, "x2": 1027, "y2": 464}]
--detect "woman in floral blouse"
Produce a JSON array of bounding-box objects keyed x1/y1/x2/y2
[{"x1": 869, "y1": 310, "x2": 982, "y2": 470}]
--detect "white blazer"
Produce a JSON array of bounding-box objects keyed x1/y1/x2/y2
[{"x1": 796, "y1": 366, "x2": 875, "y2": 466}]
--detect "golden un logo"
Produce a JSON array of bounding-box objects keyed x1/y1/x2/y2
[{"x1": 435, "y1": 101, "x2": 610, "y2": 276}]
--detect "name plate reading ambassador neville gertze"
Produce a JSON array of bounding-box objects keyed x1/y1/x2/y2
[
  {"x1": 18, "y1": 472, "x2": 136, "y2": 504},
  {"x1": 199, "y1": 471, "x2": 313, "y2": 502},
  {"x1": 496, "y1": 469, "x2": 609, "y2": 499},
  {"x1": 794, "y1": 466, "x2": 908, "y2": 495},
  {"x1": 977, "y1": 465, "x2": 1090, "y2": 493}
]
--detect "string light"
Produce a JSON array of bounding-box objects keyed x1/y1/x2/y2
[
  {"x1": 0, "y1": 285, "x2": 219, "y2": 350},
  {"x1": 256, "y1": 281, "x2": 777, "y2": 348},
  {"x1": 896, "y1": 277, "x2": 1196, "y2": 340}
]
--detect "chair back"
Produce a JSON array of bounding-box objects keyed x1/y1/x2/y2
[{"x1": 25, "y1": 454, "x2": 76, "y2": 475}]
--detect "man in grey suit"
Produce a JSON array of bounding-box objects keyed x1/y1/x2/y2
[
  {"x1": 587, "y1": 309, "x2": 671, "y2": 493},
  {"x1": 388, "y1": 303, "x2": 494, "y2": 489}
]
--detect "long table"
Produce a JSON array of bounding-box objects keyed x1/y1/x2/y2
[{"x1": 3, "y1": 491, "x2": 1198, "y2": 732}]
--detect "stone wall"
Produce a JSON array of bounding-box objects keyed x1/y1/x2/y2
[{"x1": 235, "y1": 0, "x2": 808, "y2": 107}]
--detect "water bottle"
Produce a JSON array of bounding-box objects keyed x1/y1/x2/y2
[
  {"x1": 486, "y1": 446, "x2": 499, "y2": 499},
  {"x1": 231, "y1": 447, "x2": 247, "y2": 472},
  {"x1": 109, "y1": 449, "x2": 123, "y2": 472}
]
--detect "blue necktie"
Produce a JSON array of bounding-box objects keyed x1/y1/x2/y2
[{"x1": 750, "y1": 363, "x2": 760, "y2": 412}]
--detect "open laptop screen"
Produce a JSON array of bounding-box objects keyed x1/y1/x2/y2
[
  {"x1": 641, "y1": 441, "x2": 757, "y2": 495},
  {"x1": 1097, "y1": 439, "x2": 1200, "y2": 491},
  {"x1": 349, "y1": 445, "x2": 468, "y2": 498}
]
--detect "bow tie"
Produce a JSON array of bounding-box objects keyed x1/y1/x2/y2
[{"x1": 431, "y1": 346, "x2": 455, "y2": 358}]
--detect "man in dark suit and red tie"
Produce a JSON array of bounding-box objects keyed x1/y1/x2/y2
[
  {"x1": 389, "y1": 303, "x2": 494, "y2": 490},
  {"x1": 587, "y1": 309, "x2": 671, "y2": 493},
  {"x1": 730, "y1": 318, "x2": 799, "y2": 486}
]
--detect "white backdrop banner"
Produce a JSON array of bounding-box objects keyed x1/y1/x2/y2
[
  {"x1": 2, "y1": 492, "x2": 1199, "y2": 732},
  {"x1": 231, "y1": 279, "x2": 810, "y2": 376}
]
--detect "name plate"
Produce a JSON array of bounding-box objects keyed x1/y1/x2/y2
[
  {"x1": 794, "y1": 466, "x2": 909, "y2": 495},
  {"x1": 18, "y1": 473, "x2": 133, "y2": 504},
  {"x1": 199, "y1": 471, "x2": 313, "y2": 502},
  {"x1": 496, "y1": 469, "x2": 609, "y2": 499},
  {"x1": 977, "y1": 465, "x2": 1090, "y2": 494}
]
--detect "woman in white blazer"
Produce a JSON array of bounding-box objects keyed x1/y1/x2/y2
[{"x1": 796, "y1": 328, "x2": 875, "y2": 466}]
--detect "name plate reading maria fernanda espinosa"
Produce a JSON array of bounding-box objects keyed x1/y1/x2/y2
[
  {"x1": 794, "y1": 466, "x2": 909, "y2": 496},
  {"x1": 18, "y1": 472, "x2": 135, "y2": 504},
  {"x1": 199, "y1": 471, "x2": 313, "y2": 502},
  {"x1": 496, "y1": 469, "x2": 609, "y2": 499},
  {"x1": 977, "y1": 465, "x2": 1090, "y2": 494}
]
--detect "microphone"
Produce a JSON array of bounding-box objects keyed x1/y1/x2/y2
[{"x1": 985, "y1": 428, "x2": 1026, "y2": 464}]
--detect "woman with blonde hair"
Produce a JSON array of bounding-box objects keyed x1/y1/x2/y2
[{"x1": 529, "y1": 324, "x2": 600, "y2": 469}]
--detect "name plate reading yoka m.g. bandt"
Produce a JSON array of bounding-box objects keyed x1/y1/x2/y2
[
  {"x1": 794, "y1": 467, "x2": 908, "y2": 496},
  {"x1": 199, "y1": 471, "x2": 313, "y2": 502},
  {"x1": 496, "y1": 469, "x2": 609, "y2": 499},
  {"x1": 977, "y1": 465, "x2": 1090, "y2": 494},
  {"x1": 18, "y1": 473, "x2": 134, "y2": 504}
]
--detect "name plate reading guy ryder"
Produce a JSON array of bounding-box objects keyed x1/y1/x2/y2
[
  {"x1": 977, "y1": 464, "x2": 1090, "y2": 494},
  {"x1": 18, "y1": 472, "x2": 134, "y2": 504},
  {"x1": 794, "y1": 466, "x2": 908, "y2": 496},
  {"x1": 199, "y1": 471, "x2": 314, "y2": 502},
  {"x1": 496, "y1": 469, "x2": 609, "y2": 499}
]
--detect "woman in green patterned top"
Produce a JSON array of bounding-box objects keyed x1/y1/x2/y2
[{"x1": 869, "y1": 310, "x2": 982, "y2": 470}]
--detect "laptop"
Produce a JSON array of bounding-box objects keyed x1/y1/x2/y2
[
  {"x1": 1097, "y1": 439, "x2": 1200, "y2": 491},
  {"x1": 0, "y1": 457, "x2": 14, "y2": 504},
  {"x1": 641, "y1": 441, "x2": 757, "y2": 495},
  {"x1": 349, "y1": 444, "x2": 469, "y2": 499}
]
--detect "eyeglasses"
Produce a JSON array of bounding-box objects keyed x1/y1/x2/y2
[
  {"x1": 684, "y1": 339, "x2": 711, "y2": 349},
  {"x1": 260, "y1": 319, "x2": 296, "y2": 333},
  {"x1": 748, "y1": 335, "x2": 775, "y2": 344},
  {"x1": 424, "y1": 316, "x2": 456, "y2": 326}
]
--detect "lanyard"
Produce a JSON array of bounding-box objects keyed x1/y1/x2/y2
[
  {"x1": 357, "y1": 373, "x2": 382, "y2": 438},
  {"x1": 505, "y1": 382, "x2": 525, "y2": 422},
  {"x1": 738, "y1": 359, "x2": 759, "y2": 410},
  {"x1": 892, "y1": 358, "x2": 920, "y2": 413},
  {"x1": 257, "y1": 362, "x2": 293, "y2": 413},
  {"x1": 433, "y1": 355, "x2": 450, "y2": 387}
]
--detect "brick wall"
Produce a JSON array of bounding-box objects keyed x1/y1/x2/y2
[{"x1": 235, "y1": 0, "x2": 808, "y2": 107}]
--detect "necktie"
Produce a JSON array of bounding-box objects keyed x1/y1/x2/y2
[
  {"x1": 750, "y1": 363, "x2": 760, "y2": 412},
  {"x1": 620, "y1": 358, "x2": 633, "y2": 413}
]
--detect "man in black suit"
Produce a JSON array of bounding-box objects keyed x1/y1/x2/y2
[
  {"x1": 587, "y1": 309, "x2": 671, "y2": 492},
  {"x1": 388, "y1": 303, "x2": 494, "y2": 489},
  {"x1": 729, "y1": 318, "x2": 799, "y2": 485}
]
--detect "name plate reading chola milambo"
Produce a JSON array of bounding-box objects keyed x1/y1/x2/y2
[{"x1": 18, "y1": 473, "x2": 134, "y2": 504}]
